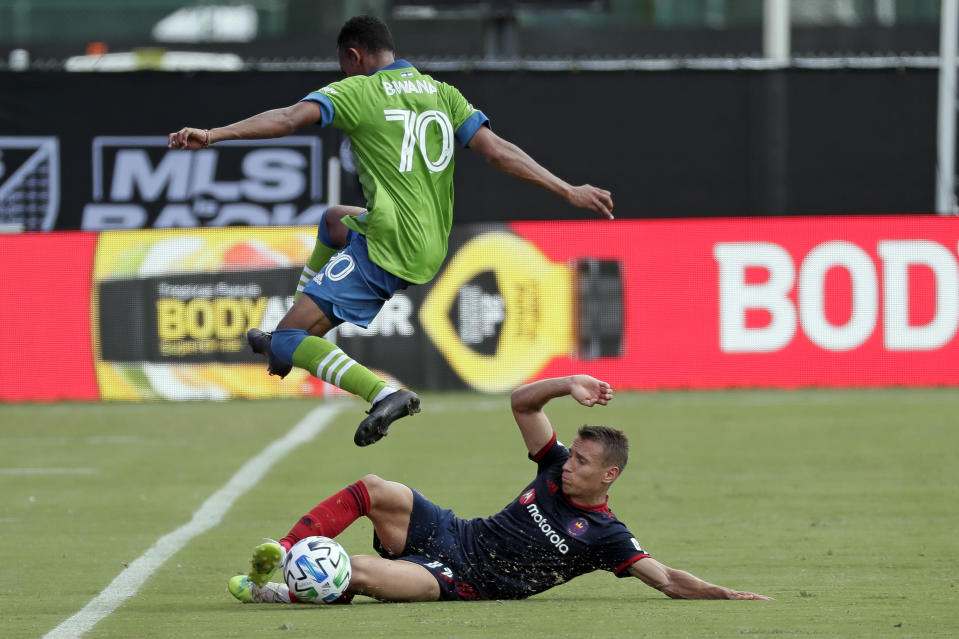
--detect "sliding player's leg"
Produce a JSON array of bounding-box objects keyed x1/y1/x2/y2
[
  {"x1": 233, "y1": 479, "x2": 446, "y2": 604},
  {"x1": 347, "y1": 555, "x2": 441, "y2": 602},
  {"x1": 228, "y1": 555, "x2": 438, "y2": 604},
  {"x1": 278, "y1": 475, "x2": 413, "y2": 553},
  {"x1": 342, "y1": 479, "x2": 442, "y2": 602},
  {"x1": 364, "y1": 483, "x2": 482, "y2": 601},
  {"x1": 244, "y1": 476, "x2": 413, "y2": 588},
  {"x1": 228, "y1": 575, "x2": 294, "y2": 603}
]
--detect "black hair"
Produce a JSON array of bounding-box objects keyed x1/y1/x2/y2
[
  {"x1": 337, "y1": 15, "x2": 395, "y2": 53},
  {"x1": 577, "y1": 425, "x2": 629, "y2": 472}
]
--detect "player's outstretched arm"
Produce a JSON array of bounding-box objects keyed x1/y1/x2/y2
[
  {"x1": 168, "y1": 101, "x2": 321, "y2": 150},
  {"x1": 629, "y1": 557, "x2": 772, "y2": 600},
  {"x1": 511, "y1": 375, "x2": 613, "y2": 456},
  {"x1": 467, "y1": 126, "x2": 614, "y2": 219}
]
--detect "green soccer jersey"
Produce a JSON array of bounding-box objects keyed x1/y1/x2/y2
[{"x1": 301, "y1": 59, "x2": 489, "y2": 284}]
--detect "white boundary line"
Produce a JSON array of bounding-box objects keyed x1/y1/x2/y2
[{"x1": 43, "y1": 403, "x2": 343, "y2": 639}]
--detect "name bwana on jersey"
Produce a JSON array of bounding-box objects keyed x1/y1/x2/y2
[{"x1": 382, "y1": 78, "x2": 438, "y2": 96}]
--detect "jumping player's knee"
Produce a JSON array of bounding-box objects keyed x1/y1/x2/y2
[
  {"x1": 321, "y1": 206, "x2": 356, "y2": 248},
  {"x1": 270, "y1": 328, "x2": 308, "y2": 364},
  {"x1": 318, "y1": 208, "x2": 339, "y2": 249}
]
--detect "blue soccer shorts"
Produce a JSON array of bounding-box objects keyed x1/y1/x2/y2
[
  {"x1": 302, "y1": 229, "x2": 410, "y2": 328},
  {"x1": 372, "y1": 489, "x2": 484, "y2": 601}
]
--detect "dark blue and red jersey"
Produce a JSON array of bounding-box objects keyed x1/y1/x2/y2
[{"x1": 449, "y1": 432, "x2": 649, "y2": 599}]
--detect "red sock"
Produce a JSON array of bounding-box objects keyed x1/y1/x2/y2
[{"x1": 279, "y1": 481, "x2": 370, "y2": 551}]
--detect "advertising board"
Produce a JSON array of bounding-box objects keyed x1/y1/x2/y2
[{"x1": 3, "y1": 215, "x2": 958, "y2": 401}]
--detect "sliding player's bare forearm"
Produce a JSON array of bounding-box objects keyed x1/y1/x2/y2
[{"x1": 630, "y1": 558, "x2": 772, "y2": 600}]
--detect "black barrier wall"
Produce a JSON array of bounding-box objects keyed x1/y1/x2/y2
[{"x1": 0, "y1": 68, "x2": 936, "y2": 230}]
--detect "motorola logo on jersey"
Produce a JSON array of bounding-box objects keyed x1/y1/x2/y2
[
  {"x1": 519, "y1": 489, "x2": 536, "y2": 505},
  {"x1": 82, "y1": 136, "x2": 326, "y2": 229},
  {"x1": 525, "y1": 502, "x2": 570, "y2": 554}
]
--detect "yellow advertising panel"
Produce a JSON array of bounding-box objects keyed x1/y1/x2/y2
[{"x1": 92, "y1": 227, "x2": 320, "y2": 400}]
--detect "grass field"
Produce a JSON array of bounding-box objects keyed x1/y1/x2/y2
[{"x1": 1, "y1": 388, "x2": 957, "y2": 638}]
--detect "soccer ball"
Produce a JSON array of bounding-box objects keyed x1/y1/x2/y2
[{"x1": 282, "y1": 536, "x2": 352, "y2": 604}]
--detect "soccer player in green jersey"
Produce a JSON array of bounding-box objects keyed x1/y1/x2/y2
[{"x1": 168, "y1": 15, "x2": 614, "y2": 447}]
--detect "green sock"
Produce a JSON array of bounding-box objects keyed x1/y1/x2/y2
[
  {"x1": 291, "y1": 336, "x2": 386, "y2": 402},
  {"x1": 294, "y1": 242, "x2": 339, "y2": 301}
]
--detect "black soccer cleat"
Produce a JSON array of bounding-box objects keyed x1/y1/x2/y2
[
  {"x1": 354, "y1": 389, "x2": 421, "y2": 447},
  {"x1": 246, "y1": 328, "x2": 294, "y2": 379}
]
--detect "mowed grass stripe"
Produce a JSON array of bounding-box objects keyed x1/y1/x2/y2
[{"x1": 42, "y1": 403, "x2": 343, "y2": 639}]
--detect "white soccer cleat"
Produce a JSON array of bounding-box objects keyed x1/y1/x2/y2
[{"x1": 228, "y1": 575, "x2": 292, "y2": 604}]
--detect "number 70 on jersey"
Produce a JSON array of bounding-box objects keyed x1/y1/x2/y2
[{"x1": 384, "y1": 109, "x2": 455, "y2": 174}]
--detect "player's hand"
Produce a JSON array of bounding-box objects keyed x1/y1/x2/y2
[
  {"x1": 728, "y1": 591, "x2": 774, "y2": 600},
  {"x1": 567, "y1": 184, "x2": 614, "y2": 219},
  {"x1": 569, "y1": 375, "x2": 613, "y2": 407},
  {"x1": 168, "y1": 127, "x2": 210, "y2": 150}
]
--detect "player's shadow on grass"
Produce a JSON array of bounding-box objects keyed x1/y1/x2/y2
[
  {"x1": 206, "y1": 594, "x2": 672, "y2": 612},
  {"x1": 523, "y1": 595, "x2": 680, "y2": 603}
]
